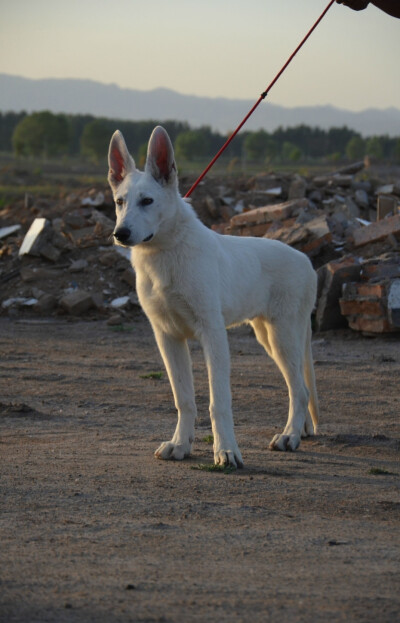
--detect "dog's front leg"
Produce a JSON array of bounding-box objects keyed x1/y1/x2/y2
[
  {"x1": 200, "y1": 327, "x2": 243, "y2": 469},
  {"x1": 153, "y1": 329, "x2": 197, "y2": 461}
]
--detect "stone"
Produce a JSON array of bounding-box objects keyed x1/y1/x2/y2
[
  {"x1": 81, "y1": 192, "x2": 105, "y2": 207},
  {"x1": 59, "y1": 290, "x2": 94, "y2": 315},
  {"x1": 107, "y1": 314, "x2": 124, "y2": 326},
  {"x1": 35, "y1": 294, "x2": 57, "y2": 312},
  {"x1": 39, "y1": 242, "x2": 61, "y2": 262},
  {"x1": 69, "y1": 259, "x2": 89, "y2": 273},
  {"x1": 120, "y1": 267, "x2": 136, "y2": 288},
  {"x1": 354, "y1": 189, "x2": 369, "y2": 210},
  {"x1": 288, "y1": 176, "x2": 307, "y2": 200},
  {"x1": 335, "y1": 161, "x2": 365, "y2": 175}
]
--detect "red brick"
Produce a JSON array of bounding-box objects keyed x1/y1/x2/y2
[
  {"x1": 355, "y1": 282, "x2": 386, "y2": 298},
  {"x1": 301, "y1": 232, "x2": 332, "y2": 255},
  {"x1": 315, "y1": 257, "x2": 362, "y2": 331},
  {"x1": 239, "y1": 223, "x2": 272, "y2": 237},
  {"x1": 353, "y1": 214, "x2": 400, "y2": 247},
  {"x1": 339, "y1": 299, "x2": 385, "y2": 317},
  {"x1": 211, "y1": 223, "x2": 231, "y2": 235},
  {"x1": 347, "y1": 316, "x2": 392, "y2": 333},
  {"x1": 360, "y1": 260, "x2": 400, "y2": 281}
]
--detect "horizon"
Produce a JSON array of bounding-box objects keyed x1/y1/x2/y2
[
  {"x1": 0, "y1": 1, "x2": 399, "y2": 113},
  {"x1": 1, "y1": 71, "x2": 399, "y2": 116}
]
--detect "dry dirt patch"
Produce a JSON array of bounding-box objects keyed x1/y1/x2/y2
[{"x1": 0, "y1": 317, "x2": 399, "y2": 622}]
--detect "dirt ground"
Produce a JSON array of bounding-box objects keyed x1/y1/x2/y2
[{"x1": 0, "y1": 315, "x2": 399, "y2": 623}]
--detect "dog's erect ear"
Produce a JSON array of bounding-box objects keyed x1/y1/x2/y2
[
  {"x1": 108, "y1": 130, "x2": 135, "y2": 189},
  {"x1": 145, "y1": 126, "x2": 177, "y2": 186}
]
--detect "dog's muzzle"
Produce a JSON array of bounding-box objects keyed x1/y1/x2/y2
[
  {"x1": 113, "y1": 228, "x2": 154, "y2": 245},
  {"x1": 113, "y1": 227, "x2": 131, "y2": 244}
]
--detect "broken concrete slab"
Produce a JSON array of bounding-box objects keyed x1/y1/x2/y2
[
  {"x1": 315, "y1": 256, "x2": 362, "y2": 331},
  {"x1": 388, "y1": 279, "x2": 400, "y2": 328},
  {"x1": 0, "y1": 225, "x2": 21, "y2": 240},
  {"x1": 265, "y1": 214, "x2": 333, "y2": 258},
  {"x1": 377, "y1": 195, "x2": 398, "y2": 221},
  {"x1": 353, "y1": 214, "x2": 400, "y2": 248},
  {"x1": 18, "y1": 218, "x2": 50, "y2": 257}
]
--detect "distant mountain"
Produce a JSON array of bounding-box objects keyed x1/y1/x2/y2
[{"x1": 1, "y1": 73, "x2": 399, "y2": 137}]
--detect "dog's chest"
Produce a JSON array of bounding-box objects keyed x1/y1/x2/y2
[{"x1": 135, "y1": 265, "x2": 196, "y2": 338}]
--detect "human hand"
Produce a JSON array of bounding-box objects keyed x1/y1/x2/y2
[{"x1": 336, "y1": 0, "x2": 369, "y2": 10}]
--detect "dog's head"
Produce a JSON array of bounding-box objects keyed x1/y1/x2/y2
[{"x1": 108, "y1": 126, "x2": 178, "y2": 247}]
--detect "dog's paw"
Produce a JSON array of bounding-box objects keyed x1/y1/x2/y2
[
  {"x1": 269, "y1": 433, "x2": 300, "y2": 452},
  {"x1": 154, "y1": 441, "x2": 192, "y2": 461},
  {"x1": 301, "y1": 412, "x2": 315, "y2": 438},
  {"x1": 214, "y1": 448, "x2": 244, "y2": 469}
]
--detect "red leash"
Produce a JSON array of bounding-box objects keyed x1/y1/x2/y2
[{"x1": 184, "y1": 0, "x2": 336, "y2": 198}]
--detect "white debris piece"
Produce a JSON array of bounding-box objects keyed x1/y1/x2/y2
[
  {"x1": 264, "y1": 187, "x2": 282, "y2": 197},
  {"x1": 0, "y1": 225, "x2": 21, "y2": 240},
  {"x1": 110, "y1": 296, "x2": 130, "y2": 309},
  {"x1": 2, "y1": 297, "x2": 38, "y2": 309},
  {"x1": 18, "y1": 218, "x2": 50, "y2": 257},
  {"x1": 81, "y1": 192, "x2": 105, "y2": 207}
]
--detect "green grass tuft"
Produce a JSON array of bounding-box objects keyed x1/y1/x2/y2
[
  {"x1": 139, "y1": 371, "x2": 164, "y2": 380},
  {"x1": 368, "y1": 467, "x2": 394, "y2": 475}
]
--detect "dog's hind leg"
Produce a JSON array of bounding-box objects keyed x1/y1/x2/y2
[
  {"x1": 200, "y1": 325, "x2": 243, "y2": 468},
  {"x1": 153, "y1": 330, "x2": 197, "y2": 461},
  {"x1": 262, "y1": 318, "x2": 310, "y2": 452}
]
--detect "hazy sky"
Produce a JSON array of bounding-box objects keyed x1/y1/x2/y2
[{"x1": 0, "y1": 0, "x2": 399, "y2": 111}]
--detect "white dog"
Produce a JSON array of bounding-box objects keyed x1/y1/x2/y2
[{"x1": 108, "y1": 126, "x2": 319, "y2": 468}]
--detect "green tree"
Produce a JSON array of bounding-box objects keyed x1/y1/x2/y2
[
  {"x1": 0, "y1": 111, "x2": 27, "y2": 152},
  {"x1": 345, "y1": 136, "x2": 365, "y2": 161},
  {"x1": 244, "y1": 130, "x2": 269, "y2": 160},
  {"x1": 12, "y1": 111, "x2": 69, "y2": 157},
  {"x1": 365, "y1": 136, "x2": 384, "y2": 160},
  {"x1": 174, "y1": 130, "x2": 210, "y2": 161},
  {"x1": 80, "y1": 118, "x2": 113, "y2": 163},
  {"x1": 393, "y1": 138, "x2": 400, "y2": 163},
  {"x1": 281, "y1": 141, "x2": 302, "y2": 162}
]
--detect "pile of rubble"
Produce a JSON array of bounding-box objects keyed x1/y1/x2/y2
[
  {"x1": 0, "y1": 161, "x2": 399, "y2": 334},
  {"x1": 0, "y1": 188, "x2": 138, "y2": 325}
]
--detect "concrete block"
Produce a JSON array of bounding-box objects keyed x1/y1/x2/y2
[
  {"x1": 230, "y1": 199, "x2": 308, "y2": 228},
  {"x1": 388, "y1": 279, "x2": 400, "y2": 328},
  {"x1": 377, "y1": 195, "x2": 398, "y2": 221},
  {"x1": 59, "y1": 290, "x2": 94, "y2": 315},
  {"x1": 353, "y1": 214, "x2": 400, "y2": 247},
  {"x1": 18, "y1": 218, "x2": 50, "y2": 257},
  {"x1": 315, "y1": 256, "x2": 362, "y2": 331}
]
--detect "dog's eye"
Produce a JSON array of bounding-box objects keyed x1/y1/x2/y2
[
  {"x1": 140, "y1": 197, "x2": 153, "y2": 207},
  {"x1": 116, "y1": 197, "x2": 123, "y2": 206}
]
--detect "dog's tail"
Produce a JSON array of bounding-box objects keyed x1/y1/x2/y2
[{"x1": 304, "y1": 322, "x2": 319, "y2": 433}]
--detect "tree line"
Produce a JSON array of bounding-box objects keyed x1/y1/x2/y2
[{"x1": 1, "y1": 110, "x2": 399, "y2": 165}]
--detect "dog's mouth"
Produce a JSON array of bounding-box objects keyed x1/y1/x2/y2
[{"x1": 142, "y1": 234, "x2": 154, "y2": 243}]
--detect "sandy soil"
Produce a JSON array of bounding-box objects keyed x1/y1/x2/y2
[{"x1": 1, "y1": 316, "x2": 399, "y2": 623}]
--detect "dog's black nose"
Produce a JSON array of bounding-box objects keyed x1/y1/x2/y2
[{"x1": 114, "y1": 227, "x2": 131, "y2": 243}]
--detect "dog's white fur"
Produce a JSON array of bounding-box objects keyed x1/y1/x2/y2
[{"x1": 108, "y1": 126, "x2": 319, "y2": 468}]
